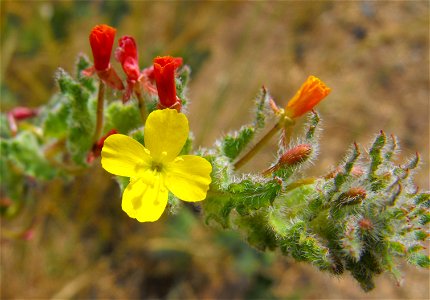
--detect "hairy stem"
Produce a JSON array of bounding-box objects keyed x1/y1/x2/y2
[
  {"x1": 93, "y1": 80, "x2": 105, "y2": 142},
  {"x1": 234, "y1": 122, "x2": 281, "y2": 169},
  {"x1": 234, "y1": 115, "x2": 294, "y2": 169},
  {"x1": 135, "y1": 89, "x2": 148, "y2": 124}
]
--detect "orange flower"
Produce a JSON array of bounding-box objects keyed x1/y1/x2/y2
[{"x1": 285, "y1": 76, "x2": 331, "y2": 118}]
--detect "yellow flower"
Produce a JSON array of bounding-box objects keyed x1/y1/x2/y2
[
  {"x1": 285, "y1": 76, "x2": 331, "y2": 118},
  {"x1": 101, "y1": 109, "x2": 212, "y2": 222}
]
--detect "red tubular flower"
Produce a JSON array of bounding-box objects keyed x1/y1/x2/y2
[
  {"x1": 285, "y1": 76, "x2": 331, "y2": 118},
  {"x1": 89, "y1": 24, "x2": 116, "y2": 71},
  {"x1": 84, "y1": 24, "x2": 124, "y2": 90},
  {"x1": 115, "y1": 36, "x2": 141, "y2": 102},
  {"x1": 153, "y1": 56, "x2": 183, "y2": 110}
]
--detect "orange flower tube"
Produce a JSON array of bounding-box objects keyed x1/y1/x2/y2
[{"x1": 285, "y1": 76, "x2": 331, "y2": 118}]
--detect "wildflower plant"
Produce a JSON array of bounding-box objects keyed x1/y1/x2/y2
[{"x1": 1, "y1": 24, "x2": 428, "y2": 292}]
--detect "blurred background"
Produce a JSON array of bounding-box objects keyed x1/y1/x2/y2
[{"x1": 1, "y1": 1, "x2": 429, "y2": 298}]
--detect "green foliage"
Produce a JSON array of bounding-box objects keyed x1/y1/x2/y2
[
  {"x1": 219, "y1": 87, "x2": 277, "y2": 161},
  {"x1": 57, "y1": 68, "x2": 95, "y2": 165},
  {"x1": 105, "y1": 101, "x2": 142, "y2": 134},
  {"x1": 3, "y1": 55, "x2": 429, "y2": 293},
  {"x1": 204, "y1": 99, "x2": 429, "y2": 292},
  {"x1": 221, "y1": 126, "x2": 255, "y2": 160},
  {"x1": 1, "y1": 131, "x2": 57, "y2": 180}
]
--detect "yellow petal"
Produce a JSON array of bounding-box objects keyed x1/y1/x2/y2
[
  {"x1": 122, "y1": 172, "x2": 169, "y2": 222},
  {"x1": 165, "y1": 155, "x2": 212, "y2": 202},
  {"x1": 101, "y1": 134, "x2": 151, "y2": 177},
  {"x1": 144, "y1": 109, "x2": 188, "y2": 162}
]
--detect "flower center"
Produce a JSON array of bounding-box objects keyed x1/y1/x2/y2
[{"x1": 151, "y1": 161, "x2": 164, "y2": 173}]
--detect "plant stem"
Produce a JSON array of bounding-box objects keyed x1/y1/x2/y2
[
  {"x1": 234, "y1": 115, "x2": 295, "y2": 170},
  {"x1": 234, "y1": 122, "x2": 281, "y2": 170},
  {"x1": 93, "y1": 80, "x2": 105, "y2": 143},
  {"x1": 135, "y1": 90, "x2": 148, "y2": 124}
]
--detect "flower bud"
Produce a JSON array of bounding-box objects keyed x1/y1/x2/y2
[
  {"x1": 9, "y1": 107, "x2": 38, "y2": 120},
  {"x1": 337, "y1": 187, "x2": 367, "y2": 206},
  {"x1": 358, "y1": 218, "x2": 373, "y2": 230},
  {"x1": 115, "y1": 36, "x2": 140, "y2": 81},
  {"x1": 115, "y1": 36, "x2": 141, "y2": 102},
  {"x1": 285, "y1": 76, "x2": 331, "y2": 118},
  {"x1": 264, "y1": 144, "x2": 312, "y2": 175}
]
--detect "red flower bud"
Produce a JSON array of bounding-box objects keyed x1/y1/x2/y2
[
  {"x1": 263, "y1": 144, "x2": 312, "y2": 175},
  {"x1": 153, "y1": 56, "x2": 183, "y2": 110},
  {"x1": 115, "y1": 36, "x2": 142, "y2": 102},
  {"x1": 358, "y1": 218, "x2": 373, "y2": 230},
  {"x1": 89, "y1": 24, "x2": 116, "y2": 71},
  {"x1": 115, "y1": 36, "x2": 140, "y2": 81},
  {"x1": 337, "y1": 187, "x2": 367, "y2": 206},
  {"x1": 9, "y1": 107, "x2": 38, "y2": 120},
  {"x1": 7, "y1": 107, "x2": 39, "y2": 136},
  {"x1": 285, "y1": 76, "x2": 331, "y2": 118}
]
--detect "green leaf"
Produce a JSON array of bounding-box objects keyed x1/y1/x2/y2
[
  {"x1": 4, "y1": 131, "x2": 57, "y2": 180},
  {"x1": 221, "y1": 126, "x2": 255, "y2": 160},
  {"x1": 229, "y1": 179, "x2": 281, "y2": 215},
  {"x1": 75, "y1": 54, "x2": 96, "y2": 93},
  {"x1": 105, "y1": 100, "x2": 143, "y2": 134},
  {"x1": 42, "y1": 94, "x2": 71, "y2": 138},
  {"x1": 56, "y1": 68, "x2": 95, "y2": 165},
  {"x1": 409, "y1": 253, "x2": 430, "y2": 268}
]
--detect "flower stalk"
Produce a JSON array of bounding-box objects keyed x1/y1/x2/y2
[
  {"x1": 234, "y1": 114, "x2": 294, "y2": 169},
  {"x1": 93, "y1": 80, "x2": 106, "y2": 143}
]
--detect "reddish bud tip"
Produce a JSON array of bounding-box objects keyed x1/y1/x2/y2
[
  {"x1": 338, "y1": 187, "x2": 367, "y2": 205},
  {"x1": 89, "y1": 24, "x2": 116, "y2": 71},
  {"x1": 9, "y1": 107, "x2": 39, "y2": 120},
  {"x1": 358, "y1": 218, "x2": 373, "y2": 230}
]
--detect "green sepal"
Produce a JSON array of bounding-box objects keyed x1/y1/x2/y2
[
  {"x1": 305, "y1": 111, "x2": 320, "y2": 141},
  {"x1": 253, "y1": 87, "x2": 273, "y2": 130}
]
